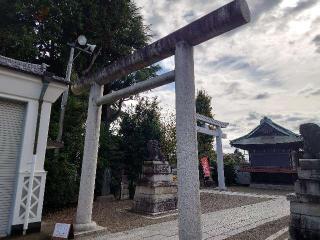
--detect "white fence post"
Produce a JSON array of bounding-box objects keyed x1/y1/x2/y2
[{"x1": 175, "y1": 41, "x2": 202, "y2": 240}]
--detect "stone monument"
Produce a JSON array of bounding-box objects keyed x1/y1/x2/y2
[
  {"x1": 101, "y1": 167, "x2": 112, "y2": 196},
  {"x1": 120, "y1": 170, "x2": 130, "y2": 200},
  {"x1": 133, "y1": 140, "x2": 178, "y2": 214},
  {"x1": 288, "y1": 123, "x2": 320, "y2": 239}
]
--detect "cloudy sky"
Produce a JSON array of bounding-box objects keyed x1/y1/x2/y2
[{"x1": 133, "y1": 0, "x2": 320, "y2": 152}]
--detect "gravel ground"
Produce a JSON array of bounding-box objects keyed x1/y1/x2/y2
[
  {"x1": 4, "y1": 192, "x2": 267, "y2": 240},
  {"x1": 225, "y1": 216, "x2": 290, "y2": 240}
]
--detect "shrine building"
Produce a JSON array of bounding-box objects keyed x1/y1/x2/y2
[{"x1": 230, "y1": 117, "x2": 303, "y2": 188}]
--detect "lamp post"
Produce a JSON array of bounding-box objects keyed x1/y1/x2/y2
[{"x1": 55, "y1": 35, "x2": 96, "y2": 154}]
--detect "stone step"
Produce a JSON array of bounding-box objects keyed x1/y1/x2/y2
[
  {"x1": 135, "y1": 185, "x2": 178, "y2": 195},
  {"x1": 299, "y1": 159, "x2": 320, "y2": 170},
  {"x1": 290, "y1": 213, "x2": 320, "y2": 239},
  {"x1": 290, "y1": 201, "x2": 320, "y2": 217},
  {"x1": 143, "y1": 163, "x2": 172, "y2": 175},
  {"x1": 133, "y1": 196, "x2": 177, "y2": 214},
  {"x1": 294, "y1": 180, "x2": 320, "y2": 197},
  {"x1": 297, "y1": 167, "x2": 320, "y2": 181}
]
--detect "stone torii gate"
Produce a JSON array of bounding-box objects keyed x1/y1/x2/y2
[
  {"x1": 71, "y1": 0, "x2": 250, "y2": 239},
  {"x1": 196, "y1": 113, "x2": 229, "y2": 190}
]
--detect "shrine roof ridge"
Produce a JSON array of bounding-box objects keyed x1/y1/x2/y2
[{"x1": 230, "y1": 116, "x2": 303, "y2": 147}]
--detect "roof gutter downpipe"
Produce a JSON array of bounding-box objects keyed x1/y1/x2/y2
[{"x1": 23, "y1": 71, "x2": 50, "y2": 235}]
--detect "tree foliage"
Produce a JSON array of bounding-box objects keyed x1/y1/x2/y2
[
  {"x1": 117, "y1": 98, "x2": 164, "y2": 196},
  {"x1": 160, "y1": 111, "x2": 177, "y2": 166},
  {"x1": 196, "y1": 90, "x2": 216, "y2": 160},
  {"x1": 0, "y1": 0, "x2": 158, "y2": 208},
  {"x1": 212, "y1": 149, "x2": 246, "y2": 185}
]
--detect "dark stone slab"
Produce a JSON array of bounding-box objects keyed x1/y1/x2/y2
[
  {"x1": 290, "y1": 214, "x2": 320, "y2": 240},
  {"x1": 143, "y1": 163, "x2": 171, "y2": 175},
  {"x1": 299, "y1": 159, "x2": 320, "y2": 170},
  {"x1": 298, "y1": 167, "x2": 320, "y2": 181},
  {"x1": 10, "y1": 222, "x2": 41, "y2": 236},
  {"x1": 289, "y1": 193, "x2": 320, "y2": 204},
  {"x1": 300, "y1": 123, "x2": 320, "y2": 159},
  {"x1": 295, "y1": 180, "x2": 320, "y2": 197},
  {"x1": 133, "y1": 197, "x2": 178, "y2": 214}
]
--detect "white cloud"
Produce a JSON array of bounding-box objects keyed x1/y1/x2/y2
[{"x1": 135, "y1": 0, "x2": 320, "y2": 152}]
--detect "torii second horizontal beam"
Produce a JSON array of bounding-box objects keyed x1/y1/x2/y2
[
  {"x1": 72, "y1": 0, "x2": 250, "y2": 95},
  {"x1": 197, "y1": 126, "x2": 227, "y2": 138},
  {"x1": 96, "y1": 71, "x2": 175, "y2": 106}
]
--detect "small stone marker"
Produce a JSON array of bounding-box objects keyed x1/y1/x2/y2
[
  {"x1": 52, "y1": 223, "x2": 74, "y2": 239},
  {"x1": 120, "y1": 170, "x2": 130, "y2": 200}
]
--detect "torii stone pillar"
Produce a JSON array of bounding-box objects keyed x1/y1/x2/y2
[
  {"x1": 74, "y1": 83, "x2": 103, "y2": 231},
  {"x1": 175, "y1": 41, "x2": 202, "y2": 240},
  {"x1": 216, "y1": 127, "x2": 226, "y2": 190}
]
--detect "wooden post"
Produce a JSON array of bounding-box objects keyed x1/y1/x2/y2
[
  {"x1": 74, "y1": 83, "x2": 103, "y2": 232},
  {"x1": 175, "y1": 41, "x2": 202, "y2": 240}
]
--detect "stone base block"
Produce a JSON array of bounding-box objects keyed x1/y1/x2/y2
[
  {"x1": 287, "y1": 193, "x2": 320, "y2": 204},
  {"x1": 143, "y1": 161, "x2": 171, "y2": 175},
  {"x1": 10, "y1": 222, "x2": 41, "y2": 236},
  {"x1": 300, "y1": 159, "x2": 320, "y2": 170},
  {"x1": 298, "y1": 167, "x2": 320, "y2": 181},
  {"x1": 290, "y1": 213, "x2": 320, "y2": 240},
  {"x1": 290, "y1": 201, "x2": 320, "y2": 217},
  {"x1": 133, "y1": 196, "x2": 177, "y2": 214},
  {"x1": 74, "y1": 221, "x2": 97, "y2": 232},
  {"x1": 141, "y1": 174, "x2": 173, "y2": 183},
  {"x1": 135, "y1": 185, "x2": 177, "y2": 195},
  {"x1": 295, "y1": 180, "x2": 320, "y2": 197}
]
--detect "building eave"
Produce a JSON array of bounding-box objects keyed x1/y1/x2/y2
[{"x1": 0, "y1": 55, "x2": 68, "y2": 85}]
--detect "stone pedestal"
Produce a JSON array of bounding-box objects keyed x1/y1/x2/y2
[
  {"x1": 288, "y1": 159, "x2": 320, "y2": 240},
  {"x1": 133, "y1": 160, "x2": 177, "y2": 215}
]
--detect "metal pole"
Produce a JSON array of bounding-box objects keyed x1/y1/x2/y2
[
  {"x1": 55, "y1": 47, "x2": 74, "y2": 154},
  {"x1": 216, "y1": 127, "x2": 226, "y2": 190},
  {"x1": 175, "y1": 41, "x2": 202, "y2": 240},
  {"x1": 75, "y1": 83, "x2": 103, "y2": 232}
]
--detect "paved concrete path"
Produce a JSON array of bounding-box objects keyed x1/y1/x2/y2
[{"x1": 90, "y1": 191, "x2": 290, "y2": 240}]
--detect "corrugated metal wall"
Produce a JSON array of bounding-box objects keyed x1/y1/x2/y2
[{"x1": 0, "y1": 99, "x2": 25, "y2": 236}]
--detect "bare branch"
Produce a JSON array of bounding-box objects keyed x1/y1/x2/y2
[{"x1": 81, "y1": 47, "x2": 102, "y2": 76}]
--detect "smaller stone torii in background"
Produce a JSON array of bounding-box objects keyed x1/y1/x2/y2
[
  {"x1": 71, "y1": 0, "x2": 250, "y2": 239},
  {"x1": 196, "y1": 113, "x2": 229, "y2": 190}
]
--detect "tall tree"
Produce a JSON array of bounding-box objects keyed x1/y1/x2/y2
[
  {"x1": 0, "y1": 0, "x2": 158, "y2": 208},
  {"x1": 196, "y1": 90, "x2": 216, "y2": 160},
  {"x1": 160, "y1": 111, "x2": 177, "y2": 165},
  {"x1": 118, "y1": 97, "x2": 163, "y2": 196}
]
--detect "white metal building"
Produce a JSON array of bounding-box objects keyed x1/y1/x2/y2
[{"x1": 0, "y1": 55, "x2": 67, "y2": 236}]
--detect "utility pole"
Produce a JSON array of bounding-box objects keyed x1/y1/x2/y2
[
  {"x1": 55, "y1": 35, "x2": 95, "y2": 155},
  {"x1": 55, "y1": 47, "x2": 74, "y2": 154}
]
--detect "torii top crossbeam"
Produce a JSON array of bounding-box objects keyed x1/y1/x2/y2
[
  {"x1": 71, "y1": 0, "x2": 250, "y2": 94},
  {"x1": 196, "y1": 113, "x2": 229, "y2": 128}
]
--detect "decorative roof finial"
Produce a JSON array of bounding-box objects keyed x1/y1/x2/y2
[{"x1": 260, "y1": 116, "x2": 271, "y2": 124}]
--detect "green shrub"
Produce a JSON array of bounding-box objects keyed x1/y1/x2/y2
[{"x1": 44, "y1": 153, "x2": 79, "y2": 210}]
